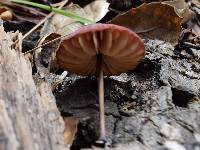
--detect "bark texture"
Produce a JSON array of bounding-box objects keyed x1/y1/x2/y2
[
  {"x1": 55, "y1": 39, "x2": 200, "y2": 150},
  {"x1": 0, "y1": 26, "x2": 66, "y2": 150}
]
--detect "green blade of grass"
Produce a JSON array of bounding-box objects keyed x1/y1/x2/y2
[{"x1": 10, "y1": 0, "x2": 94, "y2": 24}]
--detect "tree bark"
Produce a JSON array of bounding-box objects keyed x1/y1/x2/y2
[{"x1": 0, "y1": 26, "x2": 67, "y2": 150}]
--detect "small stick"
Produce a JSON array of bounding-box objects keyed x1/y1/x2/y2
[
  {"x1": 183, "y1": 42, "x2": 200, "y2": 50},
  {"x1": 23, "y1": 33, "x2": 70, "y2": 54},
  {"x1": 98, "y1": 68, "x2": 106, "y2": 141},
  {"x1": 22, "y1": 0, "x2": 68, "y2": 40}
]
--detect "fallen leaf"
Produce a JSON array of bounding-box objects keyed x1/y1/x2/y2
[
  {"x1": 41, "y1": 1, "x2": 109, "y2": 36},
  {"x1": 40, "y1": 3, "x2": 86, "y2": 36},
  {"x1": 63, "y1": 117, "x2": 78, "y2": 146},
  {"x1": 0, "y1": 0, "x2": 46, "y2": 23},
  {"x1": 83, "y1": 0, "x2": 110, "y2": 22},
  {"x1": 0, "y1": 7, "x2": 13, "y2": 21},
  {"x1": 110, "y1": 2, "x2": 183, "y2": 45},
  {"x1": 163, "y1": 0, "x2": 196, "y2": 24}
]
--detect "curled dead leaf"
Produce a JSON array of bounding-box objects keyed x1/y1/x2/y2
[
  {"x1": 41, "y1": 1, "x2": 109, "y2": 37},
  {"x1": 0, "y1": 7, "x2": 13, "y2": 21},
  {"x1": 110, "y1": 2, "x2": 183, "y2": 45},
  {"x1": 40, "y1": 3, "x2": 85, "y2": 36},
  {"x1": 163, "y1": 0, "x2": 196, "y2": 24},
  {"x1": 0, "y1": 0, "x2": 45, "y2": 23},
  {"x1": 83, "y1": 0, "x2": 109, "y2": 22}
]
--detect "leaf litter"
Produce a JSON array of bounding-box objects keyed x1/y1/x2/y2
[
  {"x1": 2, "y1": 0, "x2": 200, "y2": 148},
  {"x1": 110, "y1": 2, "x2": 183, "y2": 45}
]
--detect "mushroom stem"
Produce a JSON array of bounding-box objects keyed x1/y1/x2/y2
[{"x1": 98, "y1": 68, "x2": 106, "y2": 141}]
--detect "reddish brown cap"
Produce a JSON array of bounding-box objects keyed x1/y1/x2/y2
[{"x1": 56, "y1": 23, "x2": 145, "y2": 76}]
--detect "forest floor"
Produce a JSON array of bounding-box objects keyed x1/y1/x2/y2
[{"x1": 0, "y1": 0, "x2": 200, "y2": 150}]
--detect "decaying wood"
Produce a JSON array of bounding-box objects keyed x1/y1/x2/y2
[
  {"x1": 0, "y1": 26, "x2": 67, "y2": 150},
  {"x1": 0, "y1": 21, "x2": 200, "y2": 150},
  {"x1": 55, "y1": 38, "x2": 200, "y2": 150}
]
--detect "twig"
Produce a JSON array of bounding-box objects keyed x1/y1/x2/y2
[
  {"x1": 23, "y1": 0, "x2": 69, "y2": 39},
  {"x1": 183, "y1": 42, "x2": 200, "y2": 50},
  {"x1": 24, "y1": 33, "x2": 69, "y2": 54}
]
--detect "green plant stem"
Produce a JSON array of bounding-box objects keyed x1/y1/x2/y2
[{"x1": 10, "y1": 0, "x2": 94, "y2": 24}]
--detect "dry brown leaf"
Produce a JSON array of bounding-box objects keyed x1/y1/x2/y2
[
  {"x1": 163, "y1": 0, "x2": 196, "y2": 24},
  {"x1": 110, "y1": 2, "x2": 183, "y2": 45},
  {"x1": 0, "y1": 7, "x2": 13, "y2": 21},
  {"x1": 63, "y1": 117, "x2": 78, "y2": 146},
  {"x1": 41, "y1": 1, "x2": 109, "y2": 37},
  {"x1": 0, "y1": 0, "x2": 45, "y2": 23}
]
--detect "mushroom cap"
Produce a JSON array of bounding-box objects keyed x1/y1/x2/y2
[{"x1": 56, "y1": 23, "x2": 145, "y2": 76}]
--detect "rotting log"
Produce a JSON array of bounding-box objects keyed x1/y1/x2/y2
[
  {"x1": 55, "y1": 39, "x2": 200, "y2": 150},
  {"x1": 0, "y1": 26, "x2": 67, "y2": 150}
]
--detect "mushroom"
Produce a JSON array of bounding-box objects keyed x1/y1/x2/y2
[{"x1": 56, "y1": 23, "x2": 145, "y2": 145}]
